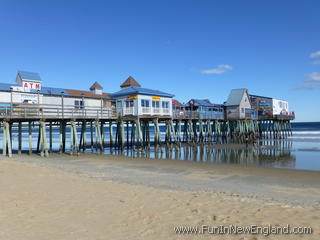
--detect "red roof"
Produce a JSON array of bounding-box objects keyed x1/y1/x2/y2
[
  {"x1": 65, "y1": 89, "x2": 110, "y2": 99},
  {"x1": 90, "y1": 81, "x2": 103, "y2": 90},
  {"x1": 120, "y1": 76, "x2": 141, "y2": 88},
  {"x1": 172, "y1": 99, "x2": 184, "y2": 107}
]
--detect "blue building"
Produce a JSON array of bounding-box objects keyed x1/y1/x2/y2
[{"x1": 185, "y1": 99, "x2": 224, "y2": 119}]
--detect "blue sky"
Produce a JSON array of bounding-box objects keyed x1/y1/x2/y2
[{"x1": 0, "y1": 0, "x2": 319, "y2": 122}]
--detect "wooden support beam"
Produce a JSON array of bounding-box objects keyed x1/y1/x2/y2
[
  {"x1": 101, "y1": 121, "x2": 105, "y2": 151},
  {"x1": 28, "y1": 121, "x2": 32, "y2": 155},
  {"x1": 131, "y1": 121, "x2": 135, "y2": 147},
  {"x1": 126, "y1": 121, "x2": 129, "y2": 148},
  {"x1": 109, "y1": 120, "x2": 113, "y2": 149},
  {"x1": 90, "y1": 121, "x2": 94, "y2": 151},
  {"x1": 49, "y1": 121, "x2": 53, "y2": 153},
  {"x1": 18, "y1": 121, "x2": 22, "y2": 155},
  {"x1": 135, "y1": 119, "x2": 143, "y2": 148},
  {"x1": 39, "y1": 121, "x2": 49, "y2": 157},
  {"x1": 70, "y1": 121, "x2": 74, "y2": 155},
  {"x1": 37, "y1": 123, "x2": 41, "y2": 152},
  {"x1": 69, "y1": 121, "x2": 80, "y2": 155},
  {"x1": 59, "y1": 121, "x2": 63, "y2": 154},
  {"x1": 79, "y1": 121, "x2": 87, "y2": 152},
  {"x1": 62, "y1": 121, "x2": 66, "y2": 153},
  {"x1": 2, "y1": 121, "x2": 12, "y2": 157},
  {"x1": 95, "y1": 120, "x2": 103, "y2": 153},
  {"x1": 121, "y1": 119, "x2": 125, "y2": 149},
  {"x1": 146, "y1": 120, "x2": 150, "y2": 149}
]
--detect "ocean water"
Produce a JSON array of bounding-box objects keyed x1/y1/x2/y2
[
  {"x1": 291, "y1": 122, "x2": 320, "y2": 141},
  {"x1": 5, "y1": 122, "x2": 320, "y2": 172}
]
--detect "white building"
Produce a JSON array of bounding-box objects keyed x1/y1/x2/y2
[
  {"x1": 272, "y1": 99, "x2": 289, "y2": 115},
  {"x1": 225, "y1": 88, "x2": 254, "y2": 120},
  {"x1": 110, "y1": 76, "x2": 174, "y2": 117},
  {"x1": 0, "y1": 71, "x2": 113, "y2": 118}
]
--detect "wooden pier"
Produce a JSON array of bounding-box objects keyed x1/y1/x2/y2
[{"x1": 0, "y1": 103, "x2": 294, "y2": 157}]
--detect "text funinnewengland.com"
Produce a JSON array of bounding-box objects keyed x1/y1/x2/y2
[{"x1": 174, "y1": 224, "x2": 313, "y2": 236}]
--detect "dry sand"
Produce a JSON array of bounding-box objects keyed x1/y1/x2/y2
[{"x1": 0, "y1": 154, "x2": 320, "y2": 240}]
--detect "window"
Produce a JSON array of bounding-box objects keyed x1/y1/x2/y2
[
  {"x1": 141, "y1": 99, "x2": 150, "y2": 107},
  {"x1": 116, "y1": 100, "x2": 122, "y2": 108},
  {"x1": 75, "y1": 100, "x2": 84, "y2": 109},
  {"x1": 162, "y1": 101, "x2": 169, "y2": 108},
  {"x1": 241, "y1": 108, "x2": 244, "y2": 113},
  {"x1": 125, "y1": 100, "x2": 134, "y2": 108},
  {"x1": 152, "y1": 101, "x2": 160, "y2": 108}
]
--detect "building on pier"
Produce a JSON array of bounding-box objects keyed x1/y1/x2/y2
[
  {"x1": 0, "y1": 71, "x2": 294, "y2": 121},
  {"x1": 184, "y1": 99, "x2": 224, "y2": 119},
  {"x1": 110, "y1": 76, "x2": 174, "y2": 117},
  {"x1": 249, "y1": 94, "x2": 294, "y2": 120},
  {"x1": 0, "y1": 71, "x2": 113, "y2": 118},
  {"x1": 225, "y1": 88, "x2": 257, "y2": 120},
  {"x1": 172, "y1": 99, "x2": 185, "y2": 111}
]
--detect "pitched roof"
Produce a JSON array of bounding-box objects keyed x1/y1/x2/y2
[
  {"x1": 120, "y1": 76, "x2": 141, "y2": 88},
  {"x1": 109, "y1": 86, "x2": 174, "y2": 98},
  {"x1": 187, "y1": 99, "x2": 213, "y2": 107},
  {"x1": 249, "y1": 94, "x2": 272, "y2": 100},
  {"x1": 90, "y1": 81, "x2": 103, "y2": 90},
  {"x1": 172, "y1": 99, "x2": 184, "y2": 107},
  {"x1": 225, "y1": 88, "x2": 248, "y2": 106},
  {"x1": 212, "y1": 104, "x2": 224, "y2": 109},
  {"x1": 17, "y1": 71, "x2": 42, "y2": 82},
  {"x1": 0, "y1": 82, "x2": 110, "y2": 99},
  {"x1": 0, "y1": 82, "x2": 66, "y2": 95},
  {"x1": 65, "y1": 89, "x2": 110, "y2": 99}
]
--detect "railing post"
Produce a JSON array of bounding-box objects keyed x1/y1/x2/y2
[{"x1": 61, "y1": 93, "x2": 64, "y2": 119}]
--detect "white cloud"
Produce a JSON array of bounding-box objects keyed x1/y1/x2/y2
[
  {"x1": 297, "y1": 72, "x2": 320, "y2": 89},
  {"x1": 200, "y1": 64, "x2": 232, "y2": 74},
  {"x1": 298, "y1": 52, "x2": 320, "y2": 89},
  {"x1": 310, "y1": 51, "x2": 320, "y2": 58},
  {"x1": 308, "y1": 72, "x2": 320, "y2": 81},
  {"x1": 297, "y1": 80, "x2": 320, "y2": 89}
]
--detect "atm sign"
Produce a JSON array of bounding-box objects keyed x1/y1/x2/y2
[{"x1": 23, "y1": 81, "x2": 41, "y2": 90}]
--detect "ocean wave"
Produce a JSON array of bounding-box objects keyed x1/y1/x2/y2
[
  {"x1": 289, "y1": 136, "x2": 320, "y2": 139},
  {"x1": 292, "y1": 131, "x2": 320, "y2": 135}
]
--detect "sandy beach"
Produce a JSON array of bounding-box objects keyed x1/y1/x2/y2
[{"x1": 1, "y1": 154, "x2": 320, "y2": 240}]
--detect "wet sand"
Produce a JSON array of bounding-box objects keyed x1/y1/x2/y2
[{"x1": 1, "y1": 154, "x2": 320, "y2": 239}]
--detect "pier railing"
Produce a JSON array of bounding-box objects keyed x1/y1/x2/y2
[
  {"x1": 173, "y1": 110, "x2": 224, "y2": 120},
  {"x1": 0, "y1": 102, "x2": 295, "y2": 121},
  {"x1": 0, "y1": 103, "x2": 116, "y2": 119}
]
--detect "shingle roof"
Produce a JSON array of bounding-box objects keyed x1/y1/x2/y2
[
  {"x1": 120, "y1": 76, "x2": 141, "y2": 88},
  {"x1": 0, "y1": 82, "x2": 68, "y2": 95},
  {"x1": 0, "y1": 83, "x2": 16, "y2": 91},
  {"x1": 109, "y1": 86, "x2": 174, "y2": 98},
  {"x1": 172, "y1": 99, "x2": 184, "y2": 107},
  {"x1": 65, "y1": 89, "x2": 110, "y2": 99},
  {"x1": 249, "y1": 94, "x2": 272, "y2": 100},
  {"x1": 225, "y1": 88, "x2": 248, "y2": 106},
  {"x1": 187, "y1": 99, "x2": 213, "y2": 107},
  {"x1": 17, "y1": 71, "x2": 42, "y2": 81},
  {"x1": 0, "y1": 82, "x2": 110, "y2": 99},
  {"x1": 90, "y1": 81, "x2": 103, "y2": 90}
]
